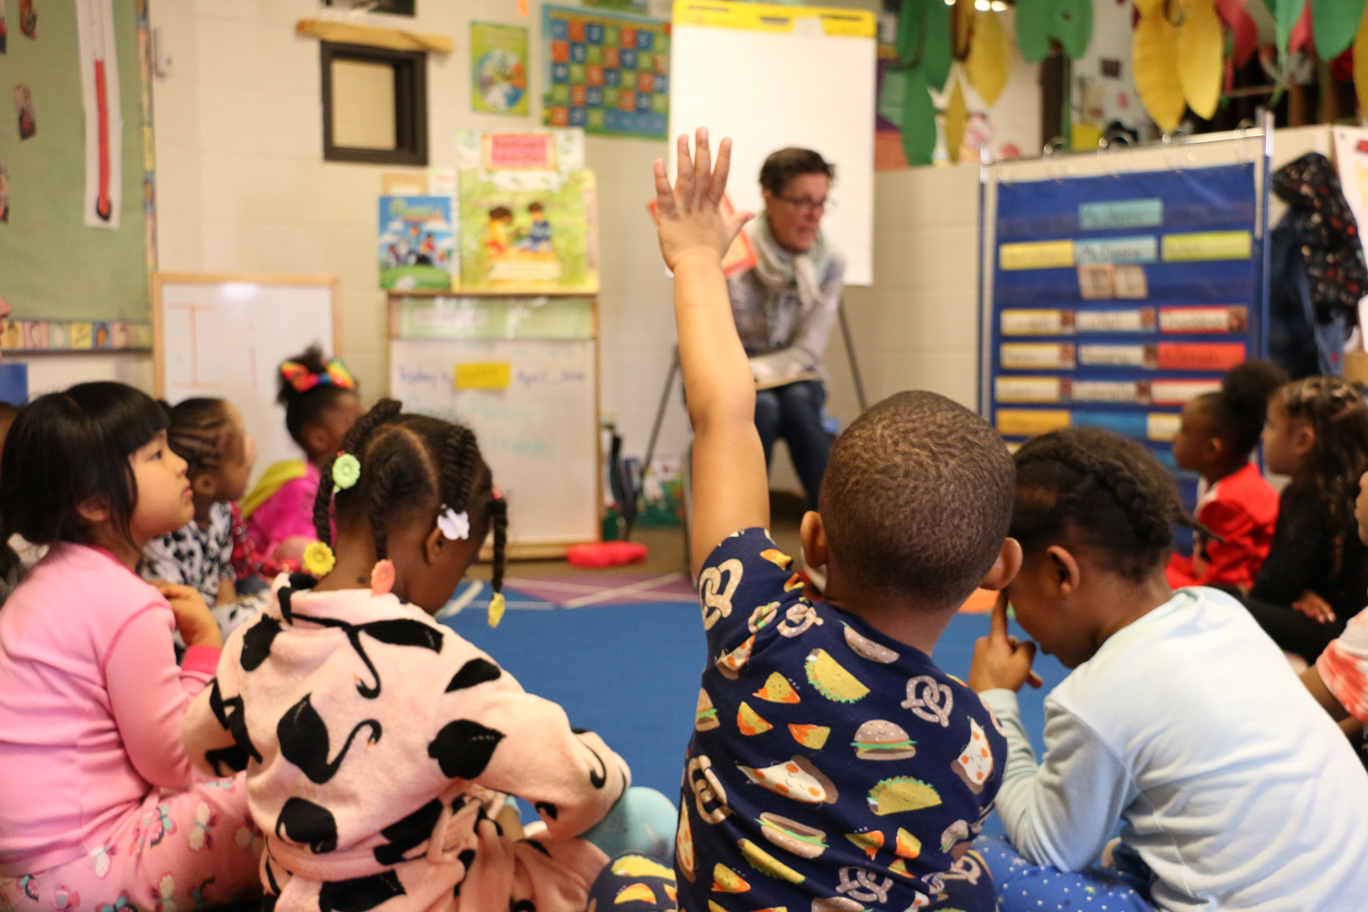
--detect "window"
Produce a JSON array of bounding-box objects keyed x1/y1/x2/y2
[{"x1": 321, "y1": 42, "x2": 427, "y2": 165}]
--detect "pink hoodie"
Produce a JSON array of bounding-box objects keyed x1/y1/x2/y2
[{"x1": 0, "y1": 543, "x2": 220, "y2": 876}]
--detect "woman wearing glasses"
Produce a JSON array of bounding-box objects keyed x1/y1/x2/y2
[{"x1": 728, "y1": 148, "x2": 844, "y2": 510}]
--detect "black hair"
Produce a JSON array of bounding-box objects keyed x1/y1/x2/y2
[
  {"x1": 1197, "y1": 359, "x2": 1288, "y2": 457},
  {"x1": 818, "y1": 391, "x2": 1015, "y2": 606},
  {"x1": 0, "y1": 382, "x2": 169, "y2": 547},
  {"x1": 1012, "y1": 428, "x2": 1193, "y2": 582},
  {"x1": 528, "y1": 202, "x2": 544, "y2": 213},
  {"x1": 312, "y1": 399, "x2": 507, "y2": 597},
  {"x1": 277, "y1": 345, "x2": 358, "y2": 450},
  {"x1": 759, "y1": 148, "x2": 835, "y2": 196},
  {"x1": 1279, "y1": 377, "x2": 1368, "y2": 576},
  {"x1": 164, "y1": 398, "x2": 238, "y2": 476},
  {"x1": 489, "y1": 206, "x2": 513, "y2": 220}
]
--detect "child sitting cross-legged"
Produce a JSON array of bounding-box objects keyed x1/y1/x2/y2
[
  {"x1": 181, "y1": 399, "x2": 673, "y2": 912},
  {"x1": 648, "y1": 129, "x2": 1020, "y2": 912},
  {"x1": 970, "y1": 427, "x2": 1368, "y2": 912}
]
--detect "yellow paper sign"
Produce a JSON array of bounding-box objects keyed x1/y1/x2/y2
[
  {"x1": 999, "y1": 240, "x2": 1075, "y2": 271},
  {"x1": 455, "y1": 361, "x2": 512, "y2": 390},
  {"x1": 1161, "y1": 231, "x2": 1252, "y2": 262},
  {"x1": 996, "y1": 409, "x2": 1072, "y2": 437},
  {"x1": 69, "y1": 322, "x2": 94, "y2": 350}
]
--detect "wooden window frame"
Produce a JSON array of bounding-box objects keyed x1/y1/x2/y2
[{"x1": 320, "y1": 41, "x2": 428, "y2": 166}]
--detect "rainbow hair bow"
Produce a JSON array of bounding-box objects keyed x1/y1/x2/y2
[{"x1": 279, "y1": 357, "x2": 356, "y2": 394}]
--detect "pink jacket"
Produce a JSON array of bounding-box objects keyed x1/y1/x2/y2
[
  {"x1": 244, "y1": 463, "x2": 321, "y2": 559},
  {"x1": 180, "y1": 577, "x2": 628, "y2": 911},
  {"x1": 0, "y1": 544, "x2": 220, "y2": 875}
]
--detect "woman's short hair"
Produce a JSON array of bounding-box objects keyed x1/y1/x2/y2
[{"x1": 759, "y1": 148, "x2": 835, "y2": 196}]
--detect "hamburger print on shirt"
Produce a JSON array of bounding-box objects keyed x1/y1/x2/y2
[{"x1": 679, "y1": 529, "x2": 1007, "y2": 912}]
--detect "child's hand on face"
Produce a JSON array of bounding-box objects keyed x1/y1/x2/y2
[
  {"x1": 650, "y1": 128, "x2": 753, "y2": 273},
  {"x1": 152, "y1": 581, "x2": 223, "y2": 649},
  {"x1": 969, "y1": 593, "x2": 1044, "y2": 693}
]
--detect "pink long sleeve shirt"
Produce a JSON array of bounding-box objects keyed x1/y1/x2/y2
[{"x1": 0, "y1": 543, "x2": 221, "y2": 876}]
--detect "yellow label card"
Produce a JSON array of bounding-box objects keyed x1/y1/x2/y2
[
  {"x1": 454, "y1": 361, "x2": 512, "y2": 390},
  {"x1": 0, "y1": 321, "x2": 22, "y2": 351},
  {"x1": 997, "y1": 409, "x2": 1071, "y2": 436},
  {"x1": 999, "y1": 239, "x2": 1075, "y2": 270},
  {"x1": 1161, "y1": 231, "x2": 1252, "y2": 262},
  {"x1": 995, "y1": 377, "x2": 1062, "y2": 403},
  {"x1": 69, "y1": 322, "x2": 94, "y2": 350},
  {"x1": 1147, "y1": 412, "x2": 1182, "y2": 441}
]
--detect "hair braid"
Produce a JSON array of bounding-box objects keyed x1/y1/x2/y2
[
  {"x1": 489, "y1": 495, "x2": 507, "y2": 596},
  {"x1": 366, "y1": 450, "x2": 405, "y2": 561},
  {"x1": 341, "y1": 398, "x2": 403, "y2": 453},
  {"x1": 313, "y1": 454, "x2": 338, "y2": 545}
]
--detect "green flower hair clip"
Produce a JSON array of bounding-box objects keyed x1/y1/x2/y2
[{"x1": 332, "y1": 453, "x2": 361, "y2": 490}]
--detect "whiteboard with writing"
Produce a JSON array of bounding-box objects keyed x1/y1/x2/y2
[
  {"x1": 153, "y1": 274, "x2": 339, "y2": 485},
  {"x1": 390, "y1": 338, "x2": 599, "y2": 548}
]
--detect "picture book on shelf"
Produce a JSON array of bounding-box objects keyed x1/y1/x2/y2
[{"x1": 379, "y1": 196, "x2": 456, "y2": 291}]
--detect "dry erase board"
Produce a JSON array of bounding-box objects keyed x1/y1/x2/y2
[
  {"x1": 668, "y1": 1, "x2": 876, "y2": 285},
  {"x1": 153, "y1": 274, "x2": 340, "y2": 485},
  {"x1": 390, "y1": 337, "x2": 599, "y2": 552}
]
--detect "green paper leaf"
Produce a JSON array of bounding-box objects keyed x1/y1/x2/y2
[
  {"x1": 895, "y1": 0, "x2": 952, "y2": 90},
  {"x1": 1055, "y1": 0, "x2": 1094, "y2": 59},
  {"x1": 900, "y1": 71, "x2": 937, "y2": 167},
  {"x1": 1275, "y1": 0, "x2": 1308, "y2": 59},
  {"x1": 1313, "y1": 0, "x2": 1366, "y2": 58},
  {"x1": 1015, "y1": 0, "x2": 1055, "y2": 63}
]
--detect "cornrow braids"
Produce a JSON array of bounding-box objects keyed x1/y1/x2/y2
[
  {"x1": 165, "y1": 398, "x2": 236, "y2": 475},
  {"x1": 310, "y1": 399, "x2": 506, "y2": 596},
  {"x1": 1012, "y1": 428, "x2": 1193, "y2": 583},
  {"x1": 1280, "y1": 377, "x2": 1368, "y2": 577}
]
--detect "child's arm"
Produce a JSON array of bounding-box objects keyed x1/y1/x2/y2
[{"x1": 650, "y1": 129, "x2": 766, "y2": 575}]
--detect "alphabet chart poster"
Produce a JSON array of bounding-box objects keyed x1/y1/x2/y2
[{"x1": 540, "y1": 4, "x2": 670, "y2": 139}]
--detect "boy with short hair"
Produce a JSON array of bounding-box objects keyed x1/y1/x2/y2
[{"x1": 651, "y1": 130, "x2": 1022, "y2": 912}]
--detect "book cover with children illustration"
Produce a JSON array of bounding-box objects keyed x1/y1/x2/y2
[
  {"x1": 378, "y1": 195, "x2": 456, "y2": 291},
  {"x1": 458, "y1": 167, "x2": 598, "y2": 292}
]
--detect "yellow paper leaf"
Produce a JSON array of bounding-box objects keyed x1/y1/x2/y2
[
  {"x1": 945, "y1": 77, "x2": 968, "y2": 164},
  {"x1": 966, "y1": 10, "x2": 1010, "y2": 105},
  {"x1": 954, "y1": 0, "x2": 976, "y2": 58},
  {"x1": 1176, "y1": 0, "x2": 1223, "y2": 119},
  {"x1": 1134, "y1": 12, "x2": 1186, "y2": 133},
  {"x1": 1356, "y1": 3, "x2": 1368, "y2": 121},
  {"x1": 1134, "y1": 0, "x2": 1165, "y2": 18}
]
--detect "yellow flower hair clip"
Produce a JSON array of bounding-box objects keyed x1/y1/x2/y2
[
  {"x1": 302, "y1": 541, "x2": 337, "y2": 577},
  {"x1": 332, "y1": 453, "x2": 361, "y2": 490}
]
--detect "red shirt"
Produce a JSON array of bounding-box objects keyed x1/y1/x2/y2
[{"x1": 1167, "y1": 462, "x2": 1279, "y2": 591}]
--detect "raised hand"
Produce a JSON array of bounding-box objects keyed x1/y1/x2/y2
[
  {"x1": 969, "y1": 593, "x2": 1043, "y2": 693},
  {"x1": 650, "y1": 127, "x2": 753, "y2": 272}
]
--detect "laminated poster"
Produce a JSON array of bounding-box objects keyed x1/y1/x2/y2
[
  {"x1": 541, "y1": 4, "x2": 670, "y2": 139},
  {"x1": 379, "y1": 196, "x2": 456, "y2": 292},
  {"x1": 471, "y1": 22, "x2": 530, "y2": 117}
]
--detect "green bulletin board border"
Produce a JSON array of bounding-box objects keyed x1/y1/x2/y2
[{"x1": 0, "y1": 0, "x2": 157, "y2": 326}]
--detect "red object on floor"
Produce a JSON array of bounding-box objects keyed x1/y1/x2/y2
[{"x1": 567, "y1": 541, "x2": 649, "y2": 568}]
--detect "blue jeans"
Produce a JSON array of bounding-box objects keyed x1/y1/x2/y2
[{"x1": 755, "y1": 380, "x2": 830, "y2": 510}]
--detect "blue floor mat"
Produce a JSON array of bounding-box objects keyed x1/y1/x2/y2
[{"x1": 442, "y1": 603, "x2": 1069, "y2": 834}]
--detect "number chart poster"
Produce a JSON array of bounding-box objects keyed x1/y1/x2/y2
[
  {"x1": 540, "y1": 4, "x2": 670, "y2": 139},
  {"x1": 983, "y1": 164, "x2": 1267, "y2": 513}
]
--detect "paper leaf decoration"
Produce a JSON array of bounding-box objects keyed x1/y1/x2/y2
[
  {"x1": 1290, "y1": 0, "x2": 1315, "y2": 52},
  {"x1": 1313, "y1": 0, "x2": 1366, "y2": 58},
  {"x1": 1134, "y1": 10, "x2": 1187, "y2": 132},
  {"x1": 954, "y1": 0, "x2": 976, "y2": 58},
  {"x1": 1134, "y1": 0, "x2": 1165, "y2": 16},
  {"x1": 896, "y1": 0, "x2": 953, "y2": 91},
  {"x1": 1177, "y1": 0, "x2": 1224, "y2": 118},
  {"x1": 1274, "y1": 0, "x2": 1308, "y2": 59},
  {"x1": 945, "y1": 77, "x2": 969, "y2": 164},
  {"x1": 1055, "y1": 0, "x2": 1095, "y2": 58},
  {"x1": 1216, "y1": 0, "x2": 1260, "y2": 66},
  {"x1": 900, "y1": 71, "x2": 938, "y2": 167},
  {"x1": 967, "y1": 10, "x2": 1011, "y2": 105},
  {"x1": 1015, "y1": 0, "x2": 1055, "y2": 62},
  {"x1": 880, "y1": 66, "x2": 910, "y2": 124}
]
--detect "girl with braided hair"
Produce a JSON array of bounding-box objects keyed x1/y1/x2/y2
[
  {"x1": 1242, "y1": 376, "x2": 1368, "y2": 665},
  {"x1": 141, "y1": 399, "x2": 259, "y2": 620},
  {"x1": 969, "y1": 427, "x2": 1368, "y2": 912},
  {"x1": 181, "y1": 398, "x2": 673, "y2": 912}
]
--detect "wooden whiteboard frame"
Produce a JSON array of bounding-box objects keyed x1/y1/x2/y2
[
  {"x1": 387, "y1": 289, "x2": 602, "y2": 561},
  {"x1": 151, "y1": 273, "x2": 343, "y2": 399}
]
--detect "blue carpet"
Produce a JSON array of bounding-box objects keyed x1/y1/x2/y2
[{"x1": 442, "y1": 604, "x2": 1069, "y2": 834}]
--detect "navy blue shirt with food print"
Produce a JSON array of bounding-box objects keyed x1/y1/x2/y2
[{"x1": 676, "y1": 529, "x2": 1006, "y2": 912}]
